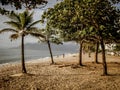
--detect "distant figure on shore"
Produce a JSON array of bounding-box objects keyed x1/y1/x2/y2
[
  {"x1": 63, "y1": 54, "x2": 65, "y2": 58},
  {"x1": 88, "y1": 52, "x2": 91, "y2": 58},
  {"x1": 57, "y1": 55, "x2": 59, "y2": 57},
  {"x1": 83, "y1": 50, "x2": 86, "y2": 54}
]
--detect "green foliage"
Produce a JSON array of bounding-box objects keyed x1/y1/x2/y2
[
  {"x1": 42, "y1": 0, "x2": 84, "y2": 41},
  {"x1": 38, "y1": 23, "x2": 63, "y2": 44},
  {"x1": 0, "y1": 8, "x2": 9, "y2": 15},
  {"x1": 0, "y1": 0, "x2": 48, "y2": 15},
  {"x1": 41, "y1": 0, "x2": 120, "y2": 45},
  {"x1": 83, "y1": 42, "x2": 96, "y2": 52},
  {"x1": 0, "y1": 0, "x2": 47, "y2": 9}
]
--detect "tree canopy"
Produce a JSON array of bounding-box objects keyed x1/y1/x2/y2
[
  {"x1": 0, "y1": 0, "x2": 47, "y2": 9},
  {"x1": 0, "y1": 0, "x2": 48, "y2": 14},
  {"x1": 42, "y1": 0, "x2": 120, "y2": 42},
  {"x1": 41, "y1": 0, "x2": 120, "y2": 75}
]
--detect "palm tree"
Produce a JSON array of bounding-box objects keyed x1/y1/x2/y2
[
  {"x1": 0, "y1": 10, "x2": 45, "y2": 73},
  {"x1": 35, "y1": 27, "x2": 62, "y2": 65},
  {"x1": 30, "y1": 28, "x2": 55, "y2": 65}
]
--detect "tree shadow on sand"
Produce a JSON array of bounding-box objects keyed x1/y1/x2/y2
[{"x1": 57, "y1": 64, "x2": 86, "y2": 68}]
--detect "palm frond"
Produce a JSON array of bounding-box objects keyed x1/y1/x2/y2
[
  {"x1": 5, "y1": 21, "x2": 22, "y2": 30},
  {"x1": 24, "y1": 10, "x2": 30, "y2": 17},
  {"x1": 27, "y1": 27, "x2": 38, "y2": 31},
  {"x1": 28, "y1": 29, "x2": 44, "y2": 35},
  {"x1": 10, "y1": 33, "x2": 19, "y2": 41},
  {"x1": 19, "y1": 12, "x2": 26, "y2": 28},
  {"x1": 0, "y1": 28, "x2": 18, "y2": 34},
  {"x1": 19, "y1": 11, "x2": 34, "y2": 29},
  {"x1": 25, "y1": 16, "x2": 33, "y2": 27},
  {"x1": 29, "y1": 11, "x2": 34, "y2": 18},
  {"x1": 26, "y1": 11, "x2": 34, "y2": 25},
  {"x1": 29, "y1": 32, "x2": 46, "y2": 39},
  {"x1": 27, "y1": 20, "x2": 41, "y2": 29},
  {"x1": 8, "y1": 12, "x2": 20, "y2": 22}
]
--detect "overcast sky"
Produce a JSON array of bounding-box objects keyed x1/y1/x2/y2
[{"x1": 0, "y1": 0, "x2": 61, "y2": 48}]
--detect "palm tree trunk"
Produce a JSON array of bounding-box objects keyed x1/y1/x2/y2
[
  {"x1": 21, "y1": 35, "x2": 27, "y2": 73},
  {"x1": 95, "y1": 41, "x2": 99, "y2": 64},
  {"x1": 47, "y1": 40, "x2": 54, "y2": 64},
  {"x1": 100, "y1": 38, "x2": 108, "y2": 75},
  {"x1": 79, "y1": 41, "x2": 83, "y2": 66}
]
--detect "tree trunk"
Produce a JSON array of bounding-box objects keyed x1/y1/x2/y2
[
  {"x1": 47, "y1": 40, "x2": 54, "y2": 64},
  {"x1": 100, "y1": 38, "x2": 108, "y2": 75},
  {"x1": 79, "y1": 41, "x2": 83, "y2": 66},
  {"x1": 95, "y1": 41, "x2": 99, "y2": 64},
  {"x1": 21, "y1": 35, "x2": 27, "y2": 73}
]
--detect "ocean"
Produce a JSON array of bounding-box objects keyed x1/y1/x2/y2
[{"x1": 0, "y1": 42, "x2": 79, "y2": 64}]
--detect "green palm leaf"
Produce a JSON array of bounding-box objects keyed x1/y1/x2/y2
[
  {"x1": 29, "y1": 31, "x2": 45, "y2": 39},
  {"x1": 5, "y1": 21, "x2": 21, "y2": 30},
  {"x1": 8, "y1": 12, "x2": 20, "y2": 22},
  {"x1": 19, "y1": 12, "x2": 26, "y2": 28},
  {"x1": 29, "y1": 11, "x2": 34, "y2": 17},
  {"x1": 27, "y1": 27, "x2": 38, "y2": 31},
  {"x1": 27, "y1": 20, "x2": 41, "y2": 29},
  {"x1": 0, "y1": 28, "x2": 18, "y2": 33},
  {"x1": 26, "y1": 11, "x2": 34, "y2": 24}
]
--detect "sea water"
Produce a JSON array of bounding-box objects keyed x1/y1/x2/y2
[{"x1": 0, "y1": 42, "x2": 79, "y2": 64}]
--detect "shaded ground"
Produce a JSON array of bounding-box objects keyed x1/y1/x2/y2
[{"x1": 0, "y1": 53, "x2": 120, "y2": 90}]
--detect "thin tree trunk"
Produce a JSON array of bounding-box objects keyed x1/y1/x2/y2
[
  {"x1": 47, "y1": 40, "x2": 54, "y2": 64},
  {"x1": 79, "y1": 41, "x2": 83, "y2": 66},
  {"x1": 21, "y1": 35, "x2": 27, "y2": 73},
  {"x1": 100, "y1": 38, "x2": 108, "y2": 75},
  {"x1": 95, "y1": 41, "x2": 99, "y2": 64}
]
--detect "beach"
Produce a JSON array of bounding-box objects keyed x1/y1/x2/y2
[{"x1": 0, "y1": 53, "x2": 120, "y2": 90}]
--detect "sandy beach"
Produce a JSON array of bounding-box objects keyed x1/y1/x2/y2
[{"x1": 0, "y1": 53, "x2": 120, "y2": 90}]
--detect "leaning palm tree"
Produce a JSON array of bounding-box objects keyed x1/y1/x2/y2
[
  {"x1": 34, "y1": 26, "x2": 62, "y2": 65},
  {"x1": 0, "y1": 10, "x2": 45, "y2": 73},
  {"x1": 35, "y1": 28, "x2": 55, "y2": 65}
]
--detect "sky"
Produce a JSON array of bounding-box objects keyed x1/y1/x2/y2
[{"x1": 0, "y1": 0, "x2": 61, "y2": 48}]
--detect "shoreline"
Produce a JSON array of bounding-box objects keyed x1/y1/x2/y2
[
  {"x1": 0, "y1": 53, "x2": 76, "y2": 66},
  {"x1": 0, "y1": 53, "x2": 77, "y2": 67},
  {"x1": 0, "y1": 52, "x2": 120, "y2": 67}
]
